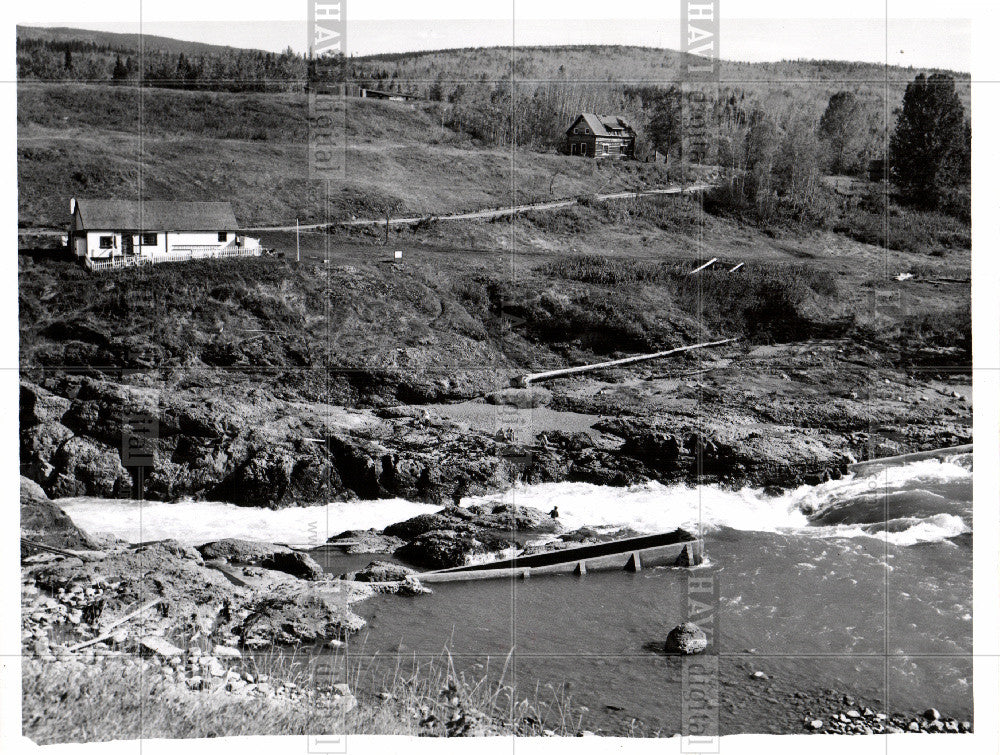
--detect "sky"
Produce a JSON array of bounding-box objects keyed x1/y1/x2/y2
[{"x1": 20, "y1": 1, "x2": 972, "y2": 71}]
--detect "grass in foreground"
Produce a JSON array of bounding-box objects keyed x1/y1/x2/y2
[{"x1": 22, "y1": 647, "x2": 587, "y2": 743}]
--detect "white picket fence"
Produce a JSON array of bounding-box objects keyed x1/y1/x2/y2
[{"x1": 84, "y1": 243, "x2": 262, "y2": 272}]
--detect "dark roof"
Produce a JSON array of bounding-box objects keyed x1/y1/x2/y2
[
  {"x1": 567, "y1": 113, "x2": 634, "y2": 136},
  {"x1": 74, "y1": 199, "x2": 239, "y2": 231}
]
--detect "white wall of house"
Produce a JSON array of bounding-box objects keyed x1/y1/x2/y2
[
  {"x1": 166, "y1": 231, "x2": 233, "y2": 253},
  {"x1": 77, "y1": 230, "x2": 238, "y2": 259}
]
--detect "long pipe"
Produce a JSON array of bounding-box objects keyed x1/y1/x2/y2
[
  {"x1": 847, "y1": 444, "x2": 972, "y2": 473},
  {"x1": 511, "y1": 338, "x2": 736, "y2": 387}
]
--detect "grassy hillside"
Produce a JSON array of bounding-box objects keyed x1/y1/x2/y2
[{"x1": 18, "y1": 83, "x2": 678, "y2": 229}]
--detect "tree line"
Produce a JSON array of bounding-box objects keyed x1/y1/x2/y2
[
  {"x1": 17, "y1": 39, "x2": 306, "y2": 91},
  {"x1": 19, "y1": 35, "x2": 969, "y2": 214}
]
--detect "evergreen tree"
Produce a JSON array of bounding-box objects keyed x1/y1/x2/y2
[
  {"x1": 112, "y1": 54, "x2": 128, "y2": 81},
  {"x1": 889, "y1": 73, "x2": 967, "y2": 208}
]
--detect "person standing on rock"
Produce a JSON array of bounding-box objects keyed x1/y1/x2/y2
[
  {"x1": 452, "y1": 476, "x2": 470, "y2": 507},
  {"x1": 549, "y1": 506, "x2": 559, "y2": 520}
]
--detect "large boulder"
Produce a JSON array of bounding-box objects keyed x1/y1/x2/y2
[
  {"x1": 384, "y1": 504, "x2": 553, "y2": 541},
  {"x1": 664, "y1": 622, "x2": 708, "y2": 655},
  {"x1": 20, "y1": 421, "x2": 74, "y2": 483},
  {"x1": 260, "y1": 551, "x2": 325, "y2": 581},
  {"x1": 465, "y1": 502, "x2": 553, "y2": 532},
  {"x1": 237, "y1": 593, "x2": 365, "y2": 647},
  {"x1": 327, "y1": 528, "x2": 405, "y2": 554},
  {"x1": 20, "y1": 475, "x2": 48, "y2": 502},
  {"x1": 198, "y1": 538, "x2": 290, "y2": 564},
  {"x1": 20, "y1": 476, "x2": 98, "y2": 552},
  {"x1": 383, "y1": 506, "x2": 479, "y2": 540},
  {"x1": 20, "y1": 382, "x2": 71, "y2": 427},
  {"x1": 197, "y1": 539, "x2": 324, "y2": 580},
  {"x1": 47, "y1": 436, "x2": 133, "y2": 498},
  {"x1": 351, "y1": 561, "x2": 418, "y2": 582},
  {"x1": 395, "y1": 529, "x2": 513, "y2": 569}
]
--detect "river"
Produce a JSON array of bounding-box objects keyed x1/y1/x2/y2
[{"x1": 59, "y1": 452, "x2": 972, "y2": 734}]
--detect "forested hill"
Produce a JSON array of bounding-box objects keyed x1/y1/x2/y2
[
  {"x1": 17, "y1": 27, "x2": 969, "y2": 97},
  {"x1": 16, "y1": 25, "x2": 263, "y2": 56}
]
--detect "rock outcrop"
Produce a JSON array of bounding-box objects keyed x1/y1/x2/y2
[{"x1": 20, "y1": 476, "x2": 99, "y2": 552}]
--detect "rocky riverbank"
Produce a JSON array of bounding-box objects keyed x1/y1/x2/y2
[
  {"x1": 19, "y1": 337, "x2": 971, "y2": 510},
  {"x1": 19, "y1": 481, "x2": 586, "y2": 741}
]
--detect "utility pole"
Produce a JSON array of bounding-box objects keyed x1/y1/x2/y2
[{"x1": 296, "y1": 218, "x2": 300, "y2": 262}]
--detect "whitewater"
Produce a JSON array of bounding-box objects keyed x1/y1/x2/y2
[{"x1": 58, "y1": 453, "x2": 972, "y2": 548}]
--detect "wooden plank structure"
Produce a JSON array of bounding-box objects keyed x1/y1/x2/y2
[
  {"x1": 511, "y1": 338, "x2": 735, "y2": 387},
  {"x1": 417, "y1": 530, "x2": 703, "y2": 583}
]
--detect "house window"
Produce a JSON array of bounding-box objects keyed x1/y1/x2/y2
[
  {"x1": 99, "y1": 236, "x2": 114, "y2": 249},
  {"x1": 218, "y1": 232, "x2": 228, "y2": 242},
  {"x1": 140, "y1": 233, "x2": 157, "y2": 246},
  {"x1": 584, "y1": 128, "x2": 590, "y2": 134},
  {"x1": 573, "y1": 128, "x2": 580, "y2": 134},
  {"x1": 602, "y1": 144, "x2": 609, "y2": 154}
]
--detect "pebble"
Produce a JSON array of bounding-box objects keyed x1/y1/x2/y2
[
  {"x1": 212, "y1": 645, "x2": 242, "y2": 659},
  {"x1": 908, "y1": 721, "x2": 921, "y2": 732},
  {"x1": 750, "y1": 670, "x2": 768, "y2": 680},
  {"x1": 923, "y1": 708, "x2": 941, "y2": 721},
  {"x1": 808, "y1": 719, "x2": 823, "y2": 729}
]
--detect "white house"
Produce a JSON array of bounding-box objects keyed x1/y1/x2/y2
[{"x1": 69, "y1": 199, "x2": 262, "y2": 271}]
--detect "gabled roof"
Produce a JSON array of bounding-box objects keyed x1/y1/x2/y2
[
  {"x1": 74, "y1": 199, "x2": 239, "y2": 231},
  {"x1": 567, "y1": 113, "x2": 634, "y2": 136}
]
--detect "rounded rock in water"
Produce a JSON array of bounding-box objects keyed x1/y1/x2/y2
[{"x1": 663, "y1": 622, "x2": 708, "y2": 655}]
